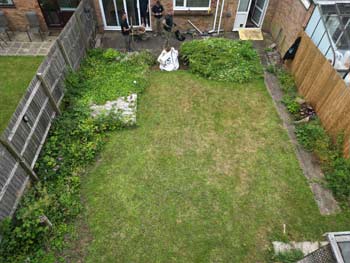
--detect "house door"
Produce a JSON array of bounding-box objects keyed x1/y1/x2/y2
[
  {"x1": 251, "y1": 0, "x2": 269, "y2": 27},
  {"x1": 38, "y1": 0, "x2": 80, "y2": 27},
  {"x1": 233, "y1": 0, "x2": 253, "y2": 31},
  {"x1": 99, "y1": 0, "x2": 151, "y2": 30}
]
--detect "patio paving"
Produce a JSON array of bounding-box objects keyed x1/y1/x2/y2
[{"x1": 0, "y1": 32, "x2": 57, "y2": 56}]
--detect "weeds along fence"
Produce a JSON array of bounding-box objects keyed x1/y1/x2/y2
[
  {"x1": 288, "y1": 31, "x2": 350, "y2": 157},
  {"x1": 0, "y1": 0, "x2": 97, "y2": 220}
]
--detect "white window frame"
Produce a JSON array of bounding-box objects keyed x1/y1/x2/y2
[
  {"x1": 0, "y1": 0, "x2": 14, "y2": 6},
  {"x1": 173, "y1": 0, "x2": 211, "y2": 11},
  {"x1": 300, "y1": 0, "x2": 311, "y2": 9}
]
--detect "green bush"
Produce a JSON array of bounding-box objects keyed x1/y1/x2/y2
[
  {"x1": 0, "y1": 49, "x2": 151, "y2": 262},
  {"x1": 272, "y1": 249, "x2": 304, "y2": 263},
  {"x1": 78, "y1": 48, "x2": 153, "y2": 105},
  {"x1": 180, "y1": 38, "x2": 263, "y2": 83},
  {"x1": 282, "y1": 95, "x2": 301, "y2": 115},
  {"x1": 326, "y1": 157, "x2": 350, "y2": 199}
]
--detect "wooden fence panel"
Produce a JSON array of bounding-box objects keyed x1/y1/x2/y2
[
  {"x1": 289, "y1": 31, "x2": 350, "y2": 156},
  {"x1": 0, "y1": 0, "x2": 97, "y2": 220}
]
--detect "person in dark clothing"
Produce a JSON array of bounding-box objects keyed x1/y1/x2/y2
[
  {"x1": 163, "y1": 10, "x2": 175, "y2": 48},
  {"x1": 140, "y1": 0, "x2": 149, "y2": 27},
  {"x1": 151, "y1": 0, "x2": 164, "y2": 36},
  {"x1": 121, "y1": 13, "x2": 131, "y2": 52}
]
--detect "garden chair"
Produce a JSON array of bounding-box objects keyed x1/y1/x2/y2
[
  {"x1": 25, "y1": 12, "x2": 45, "y2": 42},
  {"x1": 0, "y1": 11, "x2": 12, "y2": 41}
]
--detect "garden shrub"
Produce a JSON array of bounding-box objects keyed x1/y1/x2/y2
[
  {"x1": 326, "y1": 157, "x2": 350, "y2": 199},
  {"x1": 180, "y1": 38, "x2": 263, "y2": 83},
  {"x1": 0, "y1": 49, "x2": 151, "y2": 262},
  {"x1": 78, "y1": 48, "x2": 154, "y2": 105}
]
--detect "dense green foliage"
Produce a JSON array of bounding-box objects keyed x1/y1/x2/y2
[
  {"x1": 272, "y1": 250, "x2": 304, "y2": 263},
  {"x1": 0, "y1": 49, "x2": 153, "y2": 262},
  {"x1": 180, "y1": 38, "x2": 263, "y2": 83},
  {"x1": 0, "y1": 56, "x2": 43, "y2": 133},
  {"x1": 77, "y1": 49, "x2": 154, "y2": 105},
  {"x1": 275, "y1": 68, "x2": 350, "y2": 201}
]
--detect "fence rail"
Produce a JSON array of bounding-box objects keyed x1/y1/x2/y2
[
  {"x1": 289, "y1": 31, "x2": 350, "y2": 157},
  {"x1": 0, "y1": 0, "x2": 97, "y2": 220}
]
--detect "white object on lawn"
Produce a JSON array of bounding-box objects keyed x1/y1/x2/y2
[{"x1": 157, "y1": 47, "x2": 179, "y2": 71}]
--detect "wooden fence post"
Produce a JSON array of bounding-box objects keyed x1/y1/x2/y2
[
  {"x1": 0, "y1": 138, "x2": 39, "y2": 182},
  {"x1": 36, "y1": 73, "x2": 61, "y2": 115}
]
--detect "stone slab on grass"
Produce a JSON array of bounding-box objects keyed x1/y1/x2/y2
[
  {"x1": 273, "y1": 241, "x2": 329, "y2": 256},
  {"x1": 90, "y1": 94, "x2": 137, "y2": 126}
]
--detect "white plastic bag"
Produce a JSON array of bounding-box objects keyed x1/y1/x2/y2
[{"x1": 157, "y1": 47, "x2": 179, "y2": 71}]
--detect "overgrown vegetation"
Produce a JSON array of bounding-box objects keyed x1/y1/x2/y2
[
  {"x1": 272, "y1": 249, "x2": 304, "y2": 263},
  {"x1": 273, "y1": 67, "x2": 350, "y2": 202},
  {"x1": 180, "y1": 38, "x2": 263, "y2": 83},
  {"x1": 0, "y1": 49, "x2": 154, "y2": 263}
]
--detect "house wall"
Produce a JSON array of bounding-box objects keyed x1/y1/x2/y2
[
  {"x1": 0, "y1": 0, "x2": 48, "y2": 31},
  {"x1": 93, "y1": 0, "x2": 240, "y2": 33},
  {"x1": 268, "y1": 0, "x2": 314, "y2": 55}
]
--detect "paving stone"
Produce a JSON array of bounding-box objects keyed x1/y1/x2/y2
[{"x1": 273, "y1": 241, "x2": 329, "y2": 256}]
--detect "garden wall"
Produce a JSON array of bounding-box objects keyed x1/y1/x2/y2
[
  {"x1": 288, "y1": 31, "x2": 350, "y2": 157},
  {"x1": 0, "y1": 0, "x2": 97, "y2": 221}
]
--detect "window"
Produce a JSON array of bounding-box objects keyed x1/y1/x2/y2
[
  {"x1": 0, "y1": 0, "x2": 14, "y2": 6},
  {"x1": 174, "y1": 0, "x2": 211, "y2": 10},
  {"x1": 300, "y1": 0, "x2": 311, "y2": 10},
  {"x1": 58, "y1": 0, "x2": 80, "y2": 10}
]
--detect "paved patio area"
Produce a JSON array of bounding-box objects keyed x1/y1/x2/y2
[{"x1": 0, "y1": 32, "x2": 57, "y2": 56}]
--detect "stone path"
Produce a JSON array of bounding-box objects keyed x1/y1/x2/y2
[
  {"x1": 0, "y1": 32, "x2": 56, "y2": 56},
  {"x1": 0, "y1": 41, "x2": 54, "y2": 56},
  {"x1": 254, "y1": 34, "x2": 340, "y2": 215}
]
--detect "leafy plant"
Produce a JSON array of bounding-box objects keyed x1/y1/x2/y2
[
  {"x1": 180, "y1": 38, "x2": 263, "y2": 83},
  {"x1": 282, "y1": 95, "x2": 300, "y2": 115},
  {"x1": 266, "y1": 64, "x2": 278, "y2": 74},
  {"x1": 272, "y1": 249, "x2": 304, "y2": 263}
]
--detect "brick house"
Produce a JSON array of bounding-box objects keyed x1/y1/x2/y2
[
  {"x1": 0, "y1": 0, "x2": 81, "y2": 31},
  {"x1": 0, "y1": 0, "x2": 312, "y2": 50}
]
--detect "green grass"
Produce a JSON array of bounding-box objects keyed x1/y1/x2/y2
[
  {"x1": 0, "y1": 56, "x2": 43, "y2": 133},
  {"x1": 80, "y1": 71, "x2": 350, "y2": 262}
]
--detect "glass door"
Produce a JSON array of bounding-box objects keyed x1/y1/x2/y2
[
  {"x1": 251, "y1": 0, "x2": 269, "y2": 27},
  {"x1": 233, "y1": 0, "x2": 253, "y2": 31},
  {"x1": 124, "y1": 0, "x2": 151, "y2": 28},
  {"x1": 100, "y1": 0, "x2": 151, "y2": 30}
]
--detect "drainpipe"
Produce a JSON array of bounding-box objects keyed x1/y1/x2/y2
[
  {"x1": 217, "y1": 0, "x2": 225, "y2": 34},
  {"x1": 210, "y1": 0, "x2": 220, "y2": 33}
]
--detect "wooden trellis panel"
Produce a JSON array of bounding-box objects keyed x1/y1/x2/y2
[{"x1": 0, "y1": 0, "x2": 97, "y2": 220}]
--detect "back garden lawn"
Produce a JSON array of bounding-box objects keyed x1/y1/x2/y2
[
  {"x1": 80, "y1": 71, "x2": 350, "y2": 262},
  {"x1": 0, "y1": 56, "x2": 43, "y2": 133},
  {"x1": 1, "y1": 41, "x2": 349, "y2": 263}
]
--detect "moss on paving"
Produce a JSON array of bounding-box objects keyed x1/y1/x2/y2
[
  {"x1": 0, "y1": 56, "x2": 43, "y2": 133},
  {"x1": 81, "y1": 71, "x2": 350, "y2": 262}
]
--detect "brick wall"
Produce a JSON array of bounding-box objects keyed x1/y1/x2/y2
[
  {"x1": 93, "y1": 0, "x2": 238, "y2": 33},
  {"x1": 0, "y1": 0, "x2": 48, "y2": 32},
  {"x1": 268, "y1": 0, "x2": 314, "y2": 54}
]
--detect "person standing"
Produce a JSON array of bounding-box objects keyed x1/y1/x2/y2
[
  {"x1": 121, "y1": 13, "x2": 131, "y2": 52},
  {"x1": 140, "y1": 0, "x2": 149, "y2": 27},
  {"x1": 151, "y1": 0, "x2": 164, "y2": 37},
  {"x1": 163, "y1": 10, "x2": 175, "y2": 48}
]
